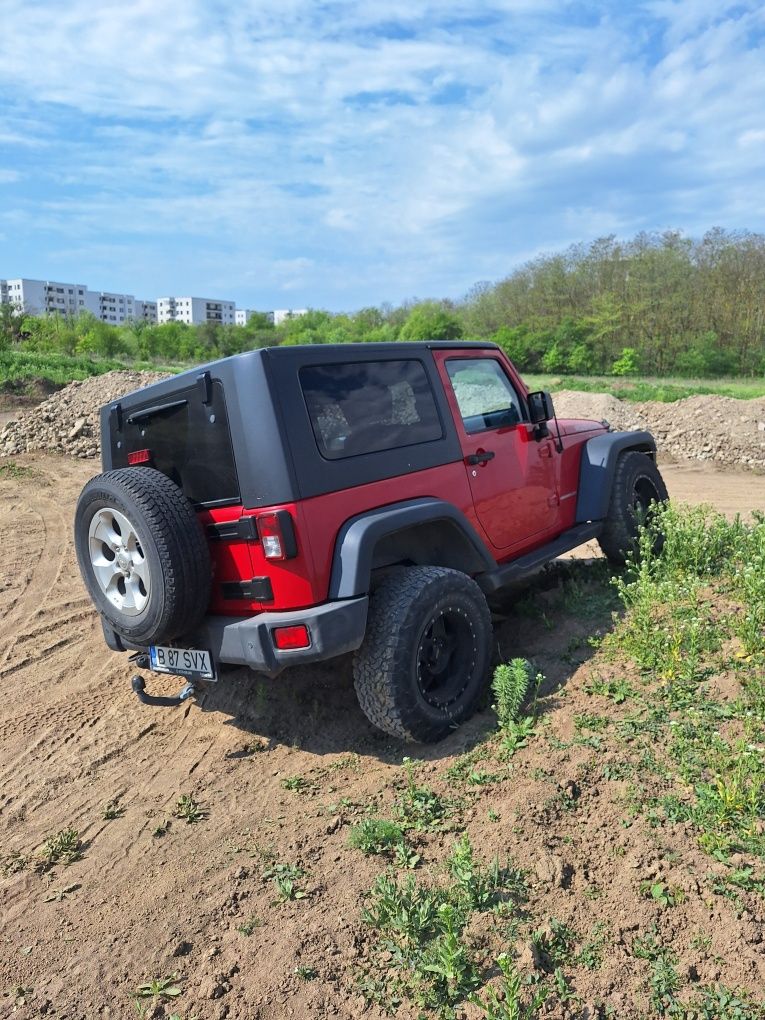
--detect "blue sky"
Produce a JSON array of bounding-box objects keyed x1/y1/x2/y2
[{"x1": 1, "y1": 1, "x2": 764, "y2": 311}]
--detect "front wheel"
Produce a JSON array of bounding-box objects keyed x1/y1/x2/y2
[
  {"x1": 598, "y1": 451, "x2": 669, "y2": 566},
  {"x1": 352, "y1": 566, "x2": 492, "y2": 742}
]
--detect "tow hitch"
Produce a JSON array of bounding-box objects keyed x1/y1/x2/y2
[{"x1": 129, "y1": 653, "x2": 199, "y2": 707}]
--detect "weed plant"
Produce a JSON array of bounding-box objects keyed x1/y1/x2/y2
[
  {"x1": 173, "y1": 794, "x2": 205, "y2": 824},
  {"x1": 491, "y1": 659, "x2": 544, "y2": 759},
  {"x1": 358, "y1": 836, "x2": 527, "y2": 1017},
  {"x1": 36, "y1": 828, "x2": 81, "y2": 869},
  {"x1": 469, "y1": 953, "x2": 548, "y2": 1019},
  {"x1": 393, "y1": 758, "x2": 458, "y2": 832},
  {"x1": 492, "y1": 659, "x2": 532, "y2": 726}
]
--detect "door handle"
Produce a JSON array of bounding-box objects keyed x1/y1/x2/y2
[
  {"x1": 539, "y1": 444, "x2": 553, "y2": 458},
  {"x1": 466, "y1": 450, "x2": 495, "y2": 466}
]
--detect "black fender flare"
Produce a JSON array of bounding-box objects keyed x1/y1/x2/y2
[
  {"x1": 328, "y1": 498, "x2": 496, "y2": 599},
  {"x1": 575, "y1": 430, "x2": 657, "y2": 523}
]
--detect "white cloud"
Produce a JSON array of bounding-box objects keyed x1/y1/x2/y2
[{"x1": 0, "y1": 1, "x2": 764, "y2": 307}]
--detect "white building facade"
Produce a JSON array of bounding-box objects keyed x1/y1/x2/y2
[
  {"x1": 1, "y1": 278, "x2": 90, "y2": 317},
  {"x1": 157, "y1": 296, "x2": 235, "y2": 326},
  {"x1": 98, "y1": 291, "x2": 136, "y2": 324}
]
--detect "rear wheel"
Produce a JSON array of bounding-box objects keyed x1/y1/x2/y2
[
  {"x1": 598, "y1": 451, "x2": 668, "y2": 566},
  {"x1": 352, "y1": 566, "x2": 492, "y2": 742}
]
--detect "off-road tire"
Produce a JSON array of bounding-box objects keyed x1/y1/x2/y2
[
  {"x1": 598, "y1": 451, "x2": 669, "y2": 566},
  {"x1": 352, "y1": 566, "x2": 492, "y2": 743},
  {"x1": 75, "y1": 467, "x2": 211, "y2": 645}
]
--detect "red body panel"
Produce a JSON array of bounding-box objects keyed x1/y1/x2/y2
[{"x1": 198, "y1": 350, "x2": 607, "y2": 618}]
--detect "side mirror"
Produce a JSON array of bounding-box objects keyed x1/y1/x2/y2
[{"x1": 527, "y1": 390, "x2": 555, "y2": 424}]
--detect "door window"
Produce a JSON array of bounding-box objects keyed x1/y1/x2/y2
[{"x1": 445, "y1": 359, "x2": 525, "y2": 434}]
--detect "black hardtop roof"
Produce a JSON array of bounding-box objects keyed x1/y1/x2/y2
[
  {"x1": 200, "y1": 338, "x2": 499, "y2": 374},
  {"x1": 101, "y1": 338, "x2": 488, "y2": 506}
]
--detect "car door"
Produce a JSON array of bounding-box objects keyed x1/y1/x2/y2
[{"x1": 436, "y1": 352, "x2": 560, "y2": 552}]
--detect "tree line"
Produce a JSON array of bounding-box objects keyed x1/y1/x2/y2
[{"x1": 2, "y1": 228, "x2": 764, "y2": 377}]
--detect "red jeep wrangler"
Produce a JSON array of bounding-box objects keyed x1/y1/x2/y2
[{"x1": 74, "y1": 342, "x2": 667, "y2": 742}]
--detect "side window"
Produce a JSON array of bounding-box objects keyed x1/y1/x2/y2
[
  {"x1": 446, "y1": 359, "x2": 525, "y2": 434},
  {"x1": 300, "y1": 360, "x2": 443, "y2": 459}
]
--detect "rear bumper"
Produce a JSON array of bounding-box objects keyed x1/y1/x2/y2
[{"x1": 111, "y1": 597, "x2": 368, "y2": 678}]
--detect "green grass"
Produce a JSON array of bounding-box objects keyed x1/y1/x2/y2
[
  {"x1": 0, "y1": 349, "x2": 181, "y2": 391},
  {"x1": 606, "y1": 505, "x2": 765, "y2": 861},
  {"x1": 523, "y1": 372, "x2": 765, "y2": 402},
  {"x1": 0, "y1": 461, "x2": 34, "y2": 479}
]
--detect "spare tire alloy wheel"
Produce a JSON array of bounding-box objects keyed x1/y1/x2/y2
[
  {"x1": 75, "y1": 467, "x2": 211, "y2": 647},
  {"x1": 88, "y1": 507, "x2": 150, "y2": 616}
]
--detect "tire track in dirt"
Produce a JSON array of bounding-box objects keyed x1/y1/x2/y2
[
  {"x1": 0, "y1": 464, "x2": 83, "y2": 670},
  {"x1": 0, "y1": 456, "x2": 251, "y2": 885}
]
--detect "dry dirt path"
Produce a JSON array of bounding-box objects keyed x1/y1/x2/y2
[{"x1": 0, "y1": 452, "x2": 763, "y2": 1018}]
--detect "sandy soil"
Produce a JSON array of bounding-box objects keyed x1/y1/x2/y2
[{"x1": 0, "y1": 453, "x2": 763, "y2": 1019}]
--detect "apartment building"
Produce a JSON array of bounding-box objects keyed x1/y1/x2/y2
[
  {"x1": 134, "y1": 300, "x2": 158, "y2": 323},
  {"x1": 98, "y1": 291, "x2": 136, "y2": 324},
  {"x1": 2, "y1": 276, "x2": 298, "y2": 331},
  {"x1": 157, "y1": 296, "x2": 235, "y2": 326},
  {"x1": 0, "y1": 278, "x2": 158, "y2": 325},
  {"x1": 1, "y1": 278, "x2": 91, "y2": 317}
]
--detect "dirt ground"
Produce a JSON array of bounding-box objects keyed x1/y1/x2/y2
[{"x1": 0, "y1": 453, "x2": 763, "y2": 1019}]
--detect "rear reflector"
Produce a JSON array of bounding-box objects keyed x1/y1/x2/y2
[
  {"x1": 272, "y1": 625, "x2": 311, "y2": 650},
  {"x1": 127, "y1": 448, "x2": 152, "y2": 465}
]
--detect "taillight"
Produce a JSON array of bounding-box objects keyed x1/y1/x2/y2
[
  {"x1": 272, "y1": 624, "x2": 310, "y2": 650},
  {"x1": 128, "y1": 448, "x2": 152, "y2": 465},
  {"x1": 256, "y1": 510, "x2": 297, "y2": 561}
]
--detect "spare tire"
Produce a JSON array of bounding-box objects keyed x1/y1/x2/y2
[{"x1": 74, "y1": 467, "x2": 211, "y2": 646}]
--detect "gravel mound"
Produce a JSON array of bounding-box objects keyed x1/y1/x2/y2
[
  {"x1": 555, "y1": 390, "x2": 765, "y2": 471},
  {"x1": 632, "y1": 394, "x2": 765, "y2": 471},
  {"x1": 553, "y1": 390, "x2": 647, "y2": 431},
  {"x1": 1, "y1": 371, "x2": 169, "y2": 459}
]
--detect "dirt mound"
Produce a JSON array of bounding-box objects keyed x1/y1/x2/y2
[
  {"x1": 0, "y1": 370, "x2": 169, "y2": 459},
  {"x1": 633, "y1": 393, "x2": 765, "y2": 471},
  {"x1": 553, "y1": 390, "x2": 646, "y2": 431},
  {"x1": 555, "y1": 390, "x2": 765, "y2": 471}
]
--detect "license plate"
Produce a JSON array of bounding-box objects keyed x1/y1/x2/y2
[{"x1": 149, "y1": 645, "x2": 216, "y2": 682}]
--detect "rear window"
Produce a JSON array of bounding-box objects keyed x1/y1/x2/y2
[
  {"x1": 300, "y1": 360, "x2": 443, "y2": 459},
  {"x1": 113, "y1": 380, "x2": 240, "y2": 506}
]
